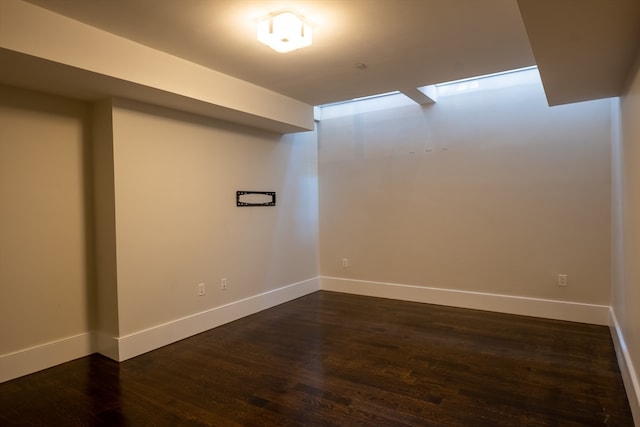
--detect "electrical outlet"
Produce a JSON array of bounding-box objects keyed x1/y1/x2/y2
[
  {"x1": 220, "y1": 277, "x2": 228, "y2": 290},
  {"x1": 198, "y1": 283, "x2": 206, "y2": 296},
  {"x1": 558, "y1": 274, "x2": 567, "y2": 286},
  {"x1": 342, "y1": 258, "x2": 349, "y2": 268}
]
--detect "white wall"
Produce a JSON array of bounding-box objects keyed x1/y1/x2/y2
[
  {"x1": 318, "y1": 69, "x2": 612, "y2": 319},
  {"x1": 0, "y1": 0, "x2": 321, "y2": 377},
  {"x1": 0, "y1": 89, "x2": 320, "y2": 380},
  {"x1": 611, "y1": 57, "x2": 640, "y2": 422},
  {"x1": 0, "y1": 85, "x2": 93, "y2": 379},
  {"x1": 108, "y1": 99, "x2": 319, "y2": 354},
  {"x1": 92, "y1": 99, "x2": 120, "y2": 348}
]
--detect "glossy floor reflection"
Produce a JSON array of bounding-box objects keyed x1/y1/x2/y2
[{"x1": 0, "y1": 291, "x2": 634, "y2": 426}]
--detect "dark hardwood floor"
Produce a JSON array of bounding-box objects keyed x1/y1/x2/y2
[{"x1": 0, "y1": 291, "x2": 634, "y2": 426}]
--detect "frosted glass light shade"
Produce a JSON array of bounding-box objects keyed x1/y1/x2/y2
[{"x1": 257, "y1": 10, "x2": 312, "y2": 53}]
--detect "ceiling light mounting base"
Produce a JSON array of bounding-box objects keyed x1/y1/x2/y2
[{"x1": 257, "y1": 9, "x2": 312, "y2": 53}]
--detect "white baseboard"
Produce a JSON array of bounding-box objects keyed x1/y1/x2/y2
[
  {"x1": 94, "y1": 330, "x2": 119, "y2": 361},
  {"x1": 320, "y1": 276, "x2": 610, "y2": 325},
  {"x1": 1, "y1": 277, "x2": 321, "y2": 382},
  {"x1": 2, "y1": 277, "x2": 636, "y2": 422},
  {"x1": 0, "y1": 332, "x2": 93, "y2": 383},
  {"x1": 114, "y1": 277, "x2": 321, "y2": 361},
  {"x1": 609, "y1": 308, "x2": 640, "y2": 425}
]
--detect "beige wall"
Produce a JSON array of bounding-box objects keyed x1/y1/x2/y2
[
  {"x1": 0, "y1": 86, "x2": 319, "y2": 366},
  {"x1": 110, "y1": 99, "x2": 318, "y2": 335},
  {"x1": 0, "y1": 85, "x2": 92, "y2": 354},
  {"x1": 319, "y1": 73, "x2": 612, "y2": 304},
  {"x1": 0, "y1": 63, "x2": 625, "y2": 382},
  {"x1": 92, "y1": 99, "x2": 119, "y2": 340},
  {"x1": 613, "y1": 57, "x2": 640, "y2": 399}
]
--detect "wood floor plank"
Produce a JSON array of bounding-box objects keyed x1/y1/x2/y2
[{"x1": 0, "y1": 291, "x2": 634, "y2": 426}]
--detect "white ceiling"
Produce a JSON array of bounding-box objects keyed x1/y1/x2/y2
[
  {"x1": 518, "y1": 0, "x2": 640, "y2": 106},
  {"x1": 12, "y1": 0, "x2": 640, "y2": 106},
  {"x1": 21, "y1": 0, "x2": 536, "y2": 106}
]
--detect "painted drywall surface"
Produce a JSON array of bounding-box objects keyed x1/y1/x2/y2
[
  {"x1": 110, "y1": 99, "x2": 318, "y2": 336},
  {"x1": 0, "y1": 85, "x2": 92, "y2": 354},
  {"x1": 0, "y1": 0, "x2": 314, "y2": 132},
  {"x1": 614, "y1": 60, "x2": 640, "y2": 391},
  {"x1": 318, "y1": 77, "x2": 611, "y2": 304},
  {"x1": 91, "y1": 99, "x2": 119, "y2": 340}
]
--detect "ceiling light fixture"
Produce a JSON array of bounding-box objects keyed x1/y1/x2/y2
[{"x1": 257, "y1": 9, "x2": 312, "y2": 53}]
